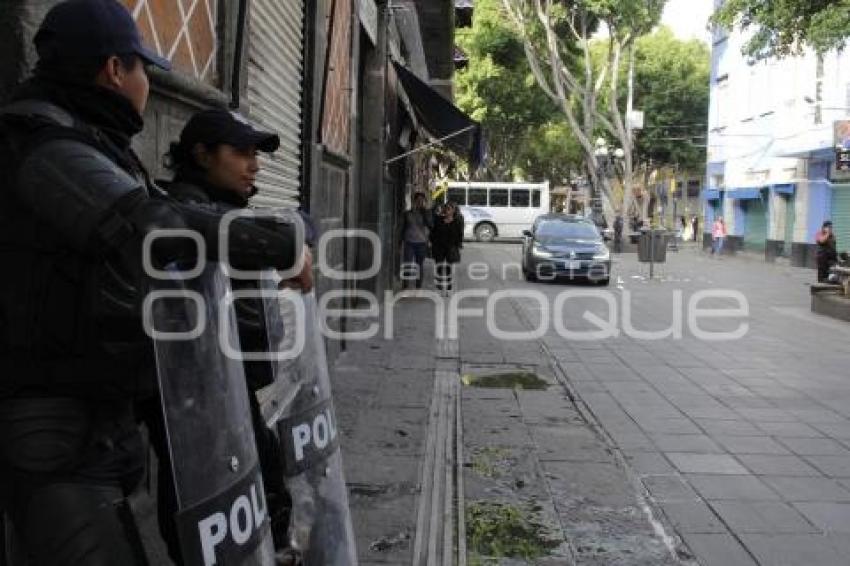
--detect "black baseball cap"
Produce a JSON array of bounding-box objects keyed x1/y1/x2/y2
[
  {"x1": 179, "y1": 108, "x2": 281, "y2": 153},
  {"x1": 34, "y1": 0, "x2": 171, "y2": 70}
]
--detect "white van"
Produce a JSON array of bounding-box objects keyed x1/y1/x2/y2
[{"x1": 436, "y1": 181, "x2": 551, "y2": 241}]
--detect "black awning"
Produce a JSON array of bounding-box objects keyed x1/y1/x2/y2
[{"x1": 392, "y1": 61, "x2": 485, "y2": 170}]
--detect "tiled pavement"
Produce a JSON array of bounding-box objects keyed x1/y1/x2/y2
[{"x1": 466, "y1": 243, "x2": 850, "y2": 566}]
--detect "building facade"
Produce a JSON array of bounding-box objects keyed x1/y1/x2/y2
[
  {"x1": 0, "y1": 0, "x2": 473, "y2": 357},
  {"x1": 705, "y1": 0, "x2": 850, "y2": 266}
]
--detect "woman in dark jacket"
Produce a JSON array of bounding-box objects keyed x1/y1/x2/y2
[
  {"x1": 430, "y1": 201, "x2": 464, "y2": 294},
  {"x1": 816, "y1": 220, "x2": 838, "y2": 282}
]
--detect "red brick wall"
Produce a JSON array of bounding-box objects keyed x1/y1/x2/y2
[
  {"x1": 122, "y1": 0, "x2": 218, "y2": 86},
  {"x1": 320, "y1": 0, "x2": 351, "y2": 156}
]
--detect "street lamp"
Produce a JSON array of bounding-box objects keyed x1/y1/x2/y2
[{"x1": 592, "y1": 139, "x2": 624, "y2": 225}]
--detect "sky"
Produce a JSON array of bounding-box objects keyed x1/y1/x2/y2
[{"x1": 661, "y1": 0, "x2": 714, "y2": 43}]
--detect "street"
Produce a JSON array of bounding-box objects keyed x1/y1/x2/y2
[{"x1": 337, "y1": 242, "x2": 850, "y2": 565}]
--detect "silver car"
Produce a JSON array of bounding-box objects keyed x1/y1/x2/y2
[{"x1": 521, "y1": 214, "x2": 612, "y2": 285}]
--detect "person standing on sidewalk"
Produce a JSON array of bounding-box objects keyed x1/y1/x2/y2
[
  {"x1": 431, "y1": 201, "x2": 464, "y2": 295},
  {"x1": 613, "y1": 213, "x2": 624, "y2": 253},
  {"x1": 682, "y1": 215, "x2": 693, "y2": 243},
  {"x1": 815, "y1": 220, "x2": 838, "y2": 282},
  {"x1": 692, "y1": 215, "x2": 700, "y2": 242},
  {"x1": 401, "y1": 192, "x2": 433, "y2": 289},
  {"x1": 711, "y1": 216, "x2": 727, "y2": 256}
]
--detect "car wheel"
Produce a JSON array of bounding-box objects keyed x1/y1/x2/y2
[
  {"x1": 596, "y1": 277, "x2": 610, "y2": 286},
  {"x1": 524, "y1": 269, "x2": 537, "y2": 282},
  {"x1": 474, "y1": 223, "x2": 496, "y2": 242}
]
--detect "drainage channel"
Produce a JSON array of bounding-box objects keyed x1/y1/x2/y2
[{"x1": 413, "y1": 338, "x2": 465, "y2": 566}]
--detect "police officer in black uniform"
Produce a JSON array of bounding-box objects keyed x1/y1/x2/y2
[
  {"x1": 144, "y1": 108, "x2": 314, "y2": 562},
  {"x1": 0, "y1": 1, "x2": 309, "y2": 564}
]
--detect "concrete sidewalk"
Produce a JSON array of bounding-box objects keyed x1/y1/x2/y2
[
  {"x1": 331, "y1": 297, "x2": 437, "y2": 564},
  {"x1": 332, "y1": 258, "x2": 686, "y2": 565}
]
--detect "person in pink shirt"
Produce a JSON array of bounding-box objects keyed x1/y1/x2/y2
[{"x1": 711, "y1": 216, "x2": 727, "y2": 256}]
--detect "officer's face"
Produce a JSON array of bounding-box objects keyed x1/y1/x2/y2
[
  {"x1": 201, "y1": 144, "x2": 260, "y2": 197},
  {"x1": 97, "y1": 55, "x2": 150, "y2": 115}
]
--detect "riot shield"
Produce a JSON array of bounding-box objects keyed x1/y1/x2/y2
[
  {"x1": 146, "y1": 263, "x2": 275, "y2": 566},
  {"x1": 256, "y1": 279, "x2": 357, "y2": 565}
]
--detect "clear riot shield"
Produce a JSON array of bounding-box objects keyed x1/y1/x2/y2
[
  {"x1": 257, "y1": 278, "x2": 357, "y2": 565},
  {"x1": 147, "y1": 263, "x2": 275, "y2": 566}
]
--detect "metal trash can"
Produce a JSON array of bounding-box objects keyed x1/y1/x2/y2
[{"x1": 638, "y1": 230, "x2": 669, "y2": 263}]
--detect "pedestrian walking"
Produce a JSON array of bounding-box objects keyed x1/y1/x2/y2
[
  {"x1": 711, "y1": 216, "x2": 727, "y2": 256},
  {"x1": 0, "y1": 1, "x2": 305, "y2": 563},
  {"x1": 431, "y1": 201, "x2": 464, "y2": 295},
  {"x1": 815, "y1": 220, "x2": 838, "y2": 282},
  {"x1": 401, "y1": 192, "x2": 433, "y2": 289},
  {"x1": 682, "y1": 215, "x2": 693, "y2": 242},
  {"x1": 692, "y1": 215, "x2": 700, "y2": 242},
  {"x1": 613, "y1": 213, "x2": 624, "y2": 253}
]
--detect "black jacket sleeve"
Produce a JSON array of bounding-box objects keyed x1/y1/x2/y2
[{"x1": 16, "y1": 138, "x2": 297, "y2": 271}]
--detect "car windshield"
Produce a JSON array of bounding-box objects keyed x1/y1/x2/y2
[{"x1": 536, "y1": 220, "x2": 599, "y2": 242}]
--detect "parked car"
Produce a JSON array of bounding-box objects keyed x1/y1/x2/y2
[{"x1": 521, "y1": 214, "x2": 611, "y2": 285}]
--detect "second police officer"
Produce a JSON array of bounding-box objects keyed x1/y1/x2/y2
[{"x1": 145, "y1": 108, "x2": 310, "y2": 561}]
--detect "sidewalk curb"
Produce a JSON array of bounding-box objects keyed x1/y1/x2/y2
[{"x1": 506, "y1": 296, "x2": 699, "y2": 566}]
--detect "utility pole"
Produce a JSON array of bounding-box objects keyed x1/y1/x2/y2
[{"x1": 625, "y1": 45, "x2": 639, "y2": 219}]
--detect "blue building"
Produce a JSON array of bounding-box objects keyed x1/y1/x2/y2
[{"x1": 705, "y1": 0, "x2": 850, "y2": 267}]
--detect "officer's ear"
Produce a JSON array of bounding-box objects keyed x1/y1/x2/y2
[
  {"x1": 97, "y1": 55, "x2": 126, "y2": 89},
  {"x1": 192, "y1": 143, "x2": 213, "y2": 170}
]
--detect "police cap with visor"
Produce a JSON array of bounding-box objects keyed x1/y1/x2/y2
[{"x1": 179, "y1": 109, "x2": 281, "y2": 153}]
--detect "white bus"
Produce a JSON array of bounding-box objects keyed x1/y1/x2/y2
[{"x1": 436, "y1": 181, "x2": 551, "y2": 241}]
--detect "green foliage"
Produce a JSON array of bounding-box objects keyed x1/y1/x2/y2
[
  {"x1": 515, "y1": 121, "x2": 584, "y2": 183},
  {"x1": 583, "y1": 0, "x2": 666, "y2": 39},
  {"x1": 590, "y1": 27, "x2": 709, "y2": 171},
  {"x1": 632, "y1": 27, "x2": 710, "y2": 170},
  {"x1": 459, "y1": 1, "x2": 707, "y2": 182},
  {"x1": 713, "y1": 0, "x2": 850, "y2": 57},
  {"x1": 466, "y1": 501, "x2": 559, "y2": 560},
  {"x1": 455, "y1": 0, "x2": 578, "y2": 181}
]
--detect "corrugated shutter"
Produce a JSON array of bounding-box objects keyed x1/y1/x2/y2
[
  {"x1": 246, "y1": 0, "x2": 305, "y2": 209},
  {"x1": 783, "y1": 194, "x2": 795, "y2": 255},
  {"x1": 831, "y1": 184, "x2": 850, "y2": 253},
  {"x1": 743, "y1": 194, "x2": 768, "y2": 251}
]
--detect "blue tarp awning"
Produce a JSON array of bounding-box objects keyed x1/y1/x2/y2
[
  {"x1": 771, "y1": 183, "x2": 795, "y2": 195},
  {"x1": 703, "y1": 188, "x2": 722, "y2": 200},
  {"x1": 726, "y1": 187, "x2": 764, "y2": 200}
]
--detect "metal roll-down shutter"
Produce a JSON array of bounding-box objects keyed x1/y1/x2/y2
[
  {"x1": 246, "y1": 0, "x2": 305, "y2": 209},
  {"x1": 832, "y1": 184, "x2": 850, "y2": 253},
  {"x1": 743, "y1": 196, "x2": 768, "y2": 251}
]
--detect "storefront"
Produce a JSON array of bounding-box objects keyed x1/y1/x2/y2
[
  {"x1": 832, "y1": 183, "x2": 850, "y2": 253},
  {"x1": 765, "y1": 183, "x2": 795, "y2": 260},
  {"x1": 727, "y1": 187, "x2": 768, "y2": 253}
]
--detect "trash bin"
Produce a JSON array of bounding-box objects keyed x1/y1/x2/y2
[{"x1": 638, "y1": 230, "x2": 669, "y2": 263}]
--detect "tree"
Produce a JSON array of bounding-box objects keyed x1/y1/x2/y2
[
  {"x1": 515, "y1": 121, "x2": 584, "y2": 182},
  {"x1": 713, "y1": 0, "x2": 850, "y2": 58},
  {"x1": 631, "y1": 28, "x2": 709, "y2": 171},
  {"x1": 502, "y1": 0, "x2": 665, "y2": 224},
  {"x1": 455, "y1": 0, "x2": 582, "y2": 182},
  {"x1": 589, "y1": 27, "x2": 709, "y2": 217}
]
